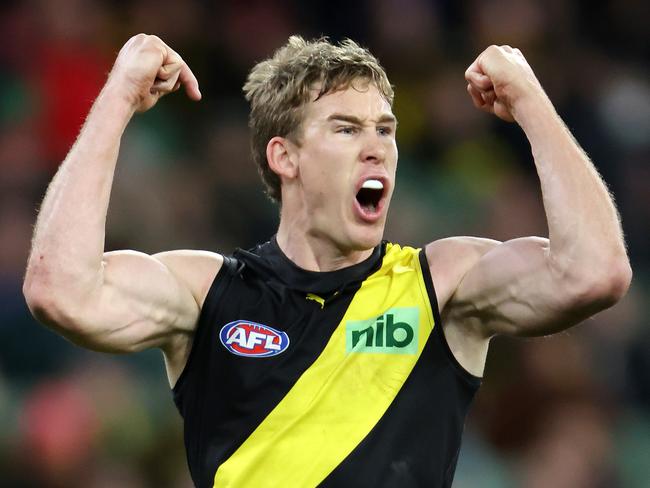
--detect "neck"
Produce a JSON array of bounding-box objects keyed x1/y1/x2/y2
[{"x1": 276, "y1": 216, "x2": 374, "y2": 272}]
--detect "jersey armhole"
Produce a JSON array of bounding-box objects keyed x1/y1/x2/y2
[
  {"x1": 418, "y1": 250, "x2": 482, "y2": 388},
  {"x1": 172, "y1": 256, "x2": 239, "y2": 398}
]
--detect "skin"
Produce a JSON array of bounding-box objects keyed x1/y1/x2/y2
[
  {"x1": 270, "y1": 79, "x2": 398, "y2": 270},
  {"x1": 23, "y1": 36, "x2": 631, "y2": 387}
]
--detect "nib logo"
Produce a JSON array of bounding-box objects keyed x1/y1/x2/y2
[{"x1": 346, "y1": 308, "x2": 419, "y2": 354}]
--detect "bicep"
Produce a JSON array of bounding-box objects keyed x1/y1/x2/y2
[
  {"x1": 68, "y1": 250, "x2": 214, "y2": 353},
  {"x1": 449, "y1": 236, "x2": 590, "y2": 337}
]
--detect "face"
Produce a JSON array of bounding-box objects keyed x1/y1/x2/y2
[{"x1": 287, "y1": 80, "x2": 398, "y2": 252}]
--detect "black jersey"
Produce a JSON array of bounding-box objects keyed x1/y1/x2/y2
[{"x1": 172, "y1": 238, "x2": 481, "y2": 488}]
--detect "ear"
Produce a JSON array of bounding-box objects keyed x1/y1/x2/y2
[{"x1": 266, "y1": 136, "x2": 298, "y2": 180}]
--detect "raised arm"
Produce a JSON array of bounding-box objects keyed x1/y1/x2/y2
[
  {"x1": 429, "y1": 46, "x2": 632, "y2": 373},
  {"x1": 23, "y1": 34, "x2": 218, "y2": 384}
]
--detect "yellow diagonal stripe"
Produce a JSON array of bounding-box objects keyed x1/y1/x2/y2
[{"x1": 214, "y1": 244, "x2": 435, "y2": 487}]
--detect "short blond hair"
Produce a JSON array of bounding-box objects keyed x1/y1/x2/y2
[{"x1": 243, "y1": 36, "x2": 394, "y2": 202}]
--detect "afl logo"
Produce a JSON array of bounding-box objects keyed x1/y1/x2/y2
[{"x1": 219, "y1": 320, "x2": 290, "y2": 357}]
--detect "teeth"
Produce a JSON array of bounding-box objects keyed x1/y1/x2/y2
[{"x1": 362, "y1": 179, "x2": 383, "y2": 190}]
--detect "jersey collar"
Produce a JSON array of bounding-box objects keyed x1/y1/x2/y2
[{"x1": 234, "y1": 236, "x2": 385, "y2": 295}]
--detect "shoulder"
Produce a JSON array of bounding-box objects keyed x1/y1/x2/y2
[
  {"x1": 424, "y1": 236, "x2": 501, "y2": 261},
  {"x1": 417, "y1": 237, "x2": 502, "y2": 378},
  {"x1": 423, "y1": 237, "x2": 501, "y2": 311},
  {"x1": 153, "y1": 250, "x2": 224, "y2": 309}
]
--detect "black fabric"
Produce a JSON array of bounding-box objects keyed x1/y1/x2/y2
[
  {"x1": 320, "y1": 251, "x2": 481, "y2": 488},
  {"x1": 238, "y1": 236, "x2": 384, "y2": 296},
  {"x1": 172, "y1": 239, "x2": 481, "y2": 488},
  {"x1": 172, "y1": 238, "x2": 385, "y2": 488}
]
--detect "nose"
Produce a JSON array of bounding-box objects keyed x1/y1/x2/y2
[{"x1": 359, "y1": 131, "x2": 386, "y2": 164}]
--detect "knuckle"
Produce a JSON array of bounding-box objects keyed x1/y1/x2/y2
[
  {"x1": 142, "y1": 35, "x2": 156, "y2": 47},
  {"x1": 141, "y1": 34, "x2": 164, "y2": 51}
]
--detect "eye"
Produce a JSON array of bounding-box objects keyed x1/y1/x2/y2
[
  {"x1": 337, "y1": 126, "x2": 359, "y2": 135},
  {"x1": 377, "y1": 126, "x2": 393, "y2": 136}
]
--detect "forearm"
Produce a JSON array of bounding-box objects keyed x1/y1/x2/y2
[
  {"x1": 514, "y1": 93, "x2": 630, "y2": 288},
  {"x1": 25, "y1": 82, "x2": 135, "y2": 303}
]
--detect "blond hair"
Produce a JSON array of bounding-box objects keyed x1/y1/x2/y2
[{"x1": 243, "y1": 36, "x2": 394, "y2": 202}]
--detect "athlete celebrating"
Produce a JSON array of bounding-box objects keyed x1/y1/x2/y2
[{"x1": 23, "y1": 34, "x2": 631, "y2": 487}]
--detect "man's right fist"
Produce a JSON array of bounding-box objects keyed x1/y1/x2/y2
[{"x1": 108, "y1": 34, "x2": 201, "y2": 113}]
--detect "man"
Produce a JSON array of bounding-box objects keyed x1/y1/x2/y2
[{"x1": 23, "y1": 34, "x2": 631, "y2": 487}]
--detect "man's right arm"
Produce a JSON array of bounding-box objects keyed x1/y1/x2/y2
[{"x1": 22, "y1": 35, "x2": 213, "y2": 375}]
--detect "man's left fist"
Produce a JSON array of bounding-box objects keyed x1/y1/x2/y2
[{"x1": 465, "y1": 45, "x2": 544, "y2": 122}]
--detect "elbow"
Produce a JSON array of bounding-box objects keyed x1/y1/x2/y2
[
  {"x1": 23, "y1": 270, "x2": 50, "y2": 321},
  {"x1": 23, "y1": 260, "x2": 55, "y2": 318},
  {"x1": 23, "y1": 277, "x2": 64, "y2": 327},
  {"x1": 23, "y1": 273, "x2": 86, "y2": 335},
  {"x1": 565, "y1": 255, "x2": 633, "y2": 312},
  {"x1": 606, "y1": 256, "x2": 633, "y2": 303}
]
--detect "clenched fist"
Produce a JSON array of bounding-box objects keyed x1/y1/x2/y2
[
  {"x1": 107, "y1": 34, "x2": 201, "y2": 113},
  {"x1": 465, "y1": 45, "x2": 544, "y2": 122}
]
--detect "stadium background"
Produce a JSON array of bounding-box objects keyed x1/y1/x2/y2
[{"x1": 1, "y1": 0, "x2": 648, "y2": 486}]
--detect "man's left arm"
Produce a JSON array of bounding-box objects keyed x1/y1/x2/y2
[{"x1": 441, "y1": 45, "x2": 632, "y2": 340}]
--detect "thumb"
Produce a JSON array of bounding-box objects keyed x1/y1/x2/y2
[{"x1": 179, "y1": 63, "x2": 202, "y2": 101}]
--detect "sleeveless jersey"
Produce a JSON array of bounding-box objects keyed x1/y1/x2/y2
[{"x1": 172, "y1": 238, "x2": 481, "y2": 487}]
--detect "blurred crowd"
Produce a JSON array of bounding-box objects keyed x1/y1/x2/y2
[{"x1": 0, "y1": 0, "x2": 648, "y2": 487}]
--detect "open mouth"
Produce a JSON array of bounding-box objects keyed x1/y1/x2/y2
[{"x1": 355, "y1": 179, "x2": 385, "y2": 217}]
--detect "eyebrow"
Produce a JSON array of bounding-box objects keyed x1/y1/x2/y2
[{"x1": 326, "y1": 113, "x2": 398, "y2": 126}]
